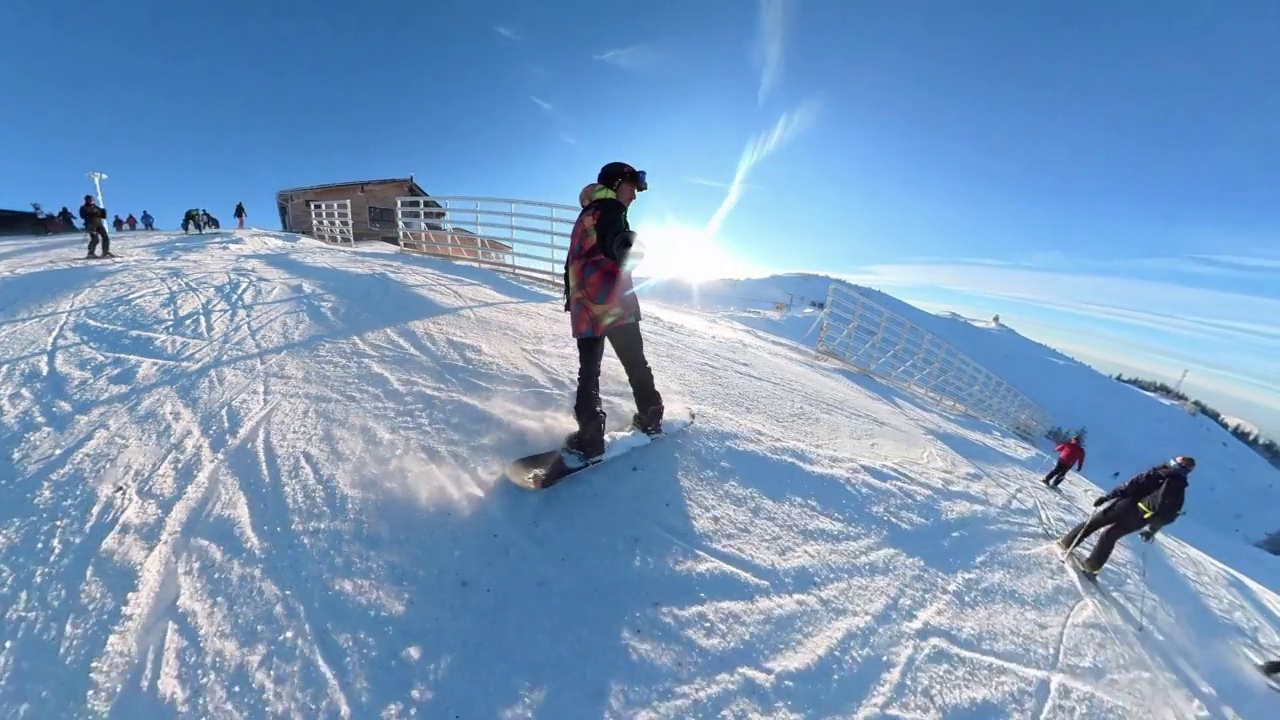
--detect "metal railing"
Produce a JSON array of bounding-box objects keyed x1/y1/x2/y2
[
  {"x1": 395, "y1": 196, "x2": 577, "y2": 286},
  {"x1": 817, "y1": 282, "x2": 1052, "y2": 439},
  {"x1": 310, "y1": 200, "x2": 354, "y2": 246}
]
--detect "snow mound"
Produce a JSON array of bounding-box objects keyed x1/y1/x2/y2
[{"x1": 0, "y1": 231, "x2": 1278, "y2": 718}]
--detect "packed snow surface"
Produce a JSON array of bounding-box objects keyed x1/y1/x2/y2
[
  {"x1": 1, "y1": 230, "x2": 1279, "y2": 718},
  {"x1": 639, "y1": 275, "x2": 1280, "y2": 546}
]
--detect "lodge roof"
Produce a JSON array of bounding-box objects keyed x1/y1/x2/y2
[{"x1": 276, "y1": 177, "x2": 435, "y2": 201}]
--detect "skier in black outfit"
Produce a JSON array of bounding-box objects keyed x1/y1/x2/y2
[
  {"x1": 1056, "y1": 456, "x2": 1194, "y2": 576},
  {"x1": 78, "y1": 195, "x2": 113, "y2": 257}
]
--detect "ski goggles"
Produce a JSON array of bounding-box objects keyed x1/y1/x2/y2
[{"x1": 626, "y1": 169, "x2": 648, "y2": 192}]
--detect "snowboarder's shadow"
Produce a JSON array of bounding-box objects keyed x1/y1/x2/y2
[{"x1": 364, "y1": 441, "x2": 698, "y2": 718}]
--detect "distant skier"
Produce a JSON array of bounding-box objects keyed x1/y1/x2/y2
[
  {"x1": 182, "y1": 208, "x2": 203, "y2": 234},
  {"x1": 234, "y1": 202, "x2": 246, "y2": 228},
  {"x1": 79, "y1": 195, "x2": 113, "y2": 258},
  {"x1": 30, "y1": 203, "x2": 50, "y2": 235},
  {"x1": 140, "y1": 211, "x2": 154, "y2": 230},
  {"x1": 561, "y1": 161, "x2": 663, "y2": 459},
  {"x1": 1043, "y1": 435, "x2": 1086, "y2": 488},
  {"x1": 56, "y1": 206, "x2": 77, "y2": 231},
  {"x1": 125, "y1": 214, "x2": 137, "y2": 231},
  {"x1": 1057, "y1": 456, "x2": 1194, "y2": 577}
]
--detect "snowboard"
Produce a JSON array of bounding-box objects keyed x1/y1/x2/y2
[{"x1": 506, "y1": 408, "x2": 695, "y2": 490}]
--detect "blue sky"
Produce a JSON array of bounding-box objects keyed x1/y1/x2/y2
[{"x1": 4, "y1": 1, "x2": 1278, "y2": 434}]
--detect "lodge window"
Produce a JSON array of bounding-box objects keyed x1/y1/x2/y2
[{"x1": 368, "y1": 206, "x2": 396, "y2": 227}]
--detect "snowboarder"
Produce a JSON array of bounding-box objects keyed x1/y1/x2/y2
[
  {"x1": 78, "y1": 195, "x2": 113, "y2": 257},
  {"x1": 562, "y1": 161, "x2": 663, "y2": 460},
  {"x1": 1057, "y1": 456, "x2": 1194, "y2": 576},
  {"x1": 1044, "y1": 435, "x2": 1086, "y2": 488},
  {"x1": 140, "y1": 211, "x2": 154, "y2": 230},
  {"x1": 234, "y1": 202, "x2": 246, "y2": 228},
  {"x1": 125, "y1": 213, "x2": 137, "y2": 231}
]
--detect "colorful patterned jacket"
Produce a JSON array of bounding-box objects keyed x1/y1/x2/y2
[{"x1": 563, "y1": 183, "x2": 641, "y2": 338}]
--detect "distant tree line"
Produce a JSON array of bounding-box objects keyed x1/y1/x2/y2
[
  {"x1": 1045, "y1": 425, "x2": 1088, "y2": 445},
  {"x1": 1112, "y1": 374, "x2": 1280, "y2": 467}
]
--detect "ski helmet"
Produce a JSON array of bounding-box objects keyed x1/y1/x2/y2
[
  {"x1": 1171, "y1": 456, "x2": 1196, "y2": 471},
  {"x1": 598, "y1": 162, "x2": 647, "y2": 192}
]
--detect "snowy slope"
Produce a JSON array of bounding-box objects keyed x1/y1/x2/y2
[
  {"x1": 2, "y1": 231, "x2": 1279, "y2": 718},
  {"x1": 638, "y1": 274, "x2": 1280, "y2": 548}
]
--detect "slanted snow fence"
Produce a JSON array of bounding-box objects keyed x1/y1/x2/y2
[
  {"x1": 394, "y1": 196, "x2": 574, "y2": 288},
  {"x1": 817, "y1": 282, "x2": 1053, "y2": 441},
  {"x1": 309, "y1": 200, "x2": 354, "y2": 246}
]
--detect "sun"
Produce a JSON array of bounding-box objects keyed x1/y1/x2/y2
[{"x1": 631, "y1": 221, "x2": 752, "y2": 284}]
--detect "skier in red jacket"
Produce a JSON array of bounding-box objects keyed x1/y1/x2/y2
[{"x1": 1043, "y1": 436, "x2": 1085, "y2": 488}]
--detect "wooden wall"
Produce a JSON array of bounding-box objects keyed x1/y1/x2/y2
[{"x1": 278, "y1": 181, "x2": 422, "y2": 244}]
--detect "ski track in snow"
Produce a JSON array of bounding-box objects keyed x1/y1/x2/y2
[{"x1": 0, "y1": 231, "x2": 1277, "y2": 719}]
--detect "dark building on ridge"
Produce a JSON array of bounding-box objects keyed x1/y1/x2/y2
[{"x1": 275, "y1": 177, "x2": 443, "y2": 245}]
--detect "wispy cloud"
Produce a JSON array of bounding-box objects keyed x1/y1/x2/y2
[
  {"x1": 530, "y1": 96, "x2": 553, "y2": 111},
  {"x1": 593, "y1": 44, "x2": 658, "y2": 71},
  {"x1": 686, "y1": 177, "x2": 752, "y2": 190},
  {"x1": 755, "y1": 0, "x2": 791, "y2": 105},
  {"x1": 1188, "y1": 254, "x2": 1280, "y2": 270},
  {"x1": 559, "y1": 132, "x2": 577, "y2": 145},
  {"x1": 494, "y1": 26, "x2": 519, "y2": 40},
  {"x1": 835, "y1": 256, "x2": 1280, "y2": 432},
  {"x1": 705, "y1": 97, "x2": 819, "y2": 238}
]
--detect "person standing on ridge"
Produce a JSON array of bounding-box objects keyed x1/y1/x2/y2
[
  {"x1": 1044, "y1": 435, "x2": 1086, "y2": 488},
  {"x1": 1057, "y1": 456, "x2": 1194, "y2": 577},
  {"x1": 234, "y1": 202, "x2": 247, "y2": 228},
  {"x1": 562, "y1": 161, "x2": 663, "y2": 460},
  {"x1": 79, "y1": 195, "x2": 113, "y2": 258}
]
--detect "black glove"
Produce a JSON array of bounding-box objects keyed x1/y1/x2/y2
[
  {"x1": 1092, "y1": 496, "x2": 1107, "y2": 507},
  {"x1": 611, "y1": 230, "x2": 638, "y2": 266}
]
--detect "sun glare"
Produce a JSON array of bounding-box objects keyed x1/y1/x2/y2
[{"x1": 633, "y1": 221, "x2": 753, "y2": 284}]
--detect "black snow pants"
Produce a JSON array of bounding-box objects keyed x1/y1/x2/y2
[
  {"x1": 1044, "y1": 460, "x2": 1072, "y2": 487},
  {"x1": 1060, "y1": 498, "x2": 1148, "y2": 570},
  {"x1": 86, "y1": 221, "x2": 110, "y2": 255},
  {"x1": 574, "y1": 321, "x2": 661, "y2": 427}
]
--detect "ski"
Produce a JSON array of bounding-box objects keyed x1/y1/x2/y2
[
  {"x1": 506, "y1": 408, "x2": 694, "y2": 490},
  {"x1": 1064, "y1": 552, "x2": 1100, "y2": 585}
]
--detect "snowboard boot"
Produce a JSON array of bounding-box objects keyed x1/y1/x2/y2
[
  {"x1": 1078, "y1": 557, "x2": 1102, "y2": 577},
  {"x1": 565, "y1": 417, "x2": 606, "y2": 461},
  {"x1": 632, "y1": 404, "x2": 664, "y2": 436}
]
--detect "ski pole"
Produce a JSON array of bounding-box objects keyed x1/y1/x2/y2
[{"x1": 1138, "y1": 541, "x2": 1149, "y2": 632}]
